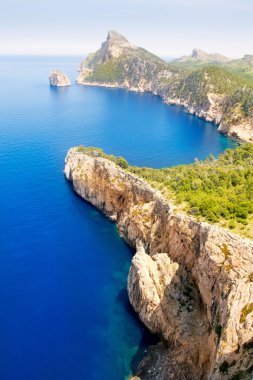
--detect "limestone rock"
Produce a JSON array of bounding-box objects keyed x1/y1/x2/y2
[
  {"x1": 65, "y1": 148, "x2": 253, "y2": 380},
  {"x1": 79, "y1": 30, "x2": 138, "y2": 73},
  {"x1": 49, "y1": 69, "x2": 71, "y2": 87}
]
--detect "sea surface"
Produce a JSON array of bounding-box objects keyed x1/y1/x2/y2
[{"x1": 0, "y1": 56, "x2": 236, "y2": 380}]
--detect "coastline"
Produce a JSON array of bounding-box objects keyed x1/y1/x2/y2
[
  {"x1": 76, "y1": 80, "x2": 253, "y2": 144},
  {"x1": 65, "y1": 147, "x2": 253, "y2": 379}
]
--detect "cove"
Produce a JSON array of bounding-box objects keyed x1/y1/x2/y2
[{"x1": 0, "y1": 56, "x2": 236, "y2": 380}]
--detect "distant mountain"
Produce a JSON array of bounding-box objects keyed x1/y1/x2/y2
[
  {"x1": 231, "y1": 54, "x2": 253, "y2": 66},
  {"x1": 77, "y1": 31, "x2": 253, "y2": 143},
  {"x1": 175, "y1": 48, "x2": 231, "y2": 64},
  {"x1": 222, "y1": 55, "x2": 253, "y2": 82}
]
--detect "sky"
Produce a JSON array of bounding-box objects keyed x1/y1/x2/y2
[{"x1": 0, "y1": 0, "x2": 253, "y2": 58}]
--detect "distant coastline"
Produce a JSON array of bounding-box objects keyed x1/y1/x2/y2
[{"x1": 76, "y1": 31, "x2": 253, "y2": 144}]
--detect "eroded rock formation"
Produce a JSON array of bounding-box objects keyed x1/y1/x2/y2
[
  {"x1": 49, "y1": 69, "x2": 71, "y2": 87},
  {"x1": 65, "y1": 148, "x2": 253, "y2": 379}
]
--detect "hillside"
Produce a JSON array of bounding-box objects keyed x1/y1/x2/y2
[
  {"x1": 77, "y1": 31, "x2": 167, "y2": 85},
  {"x1": 223, "y1": 55, "x2": 253, "y2": 83},
  {"x1": 77, "y1": 31, "x2": 253, "y2": 143},
  {"x1": 76, "y1": 144, "x2": 253, "y2": 239}
]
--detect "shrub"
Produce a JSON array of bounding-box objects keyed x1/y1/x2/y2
[
  {"x1": 116, "y1": 157, "x2": 128, "y2": 169},
  {"x1": 228, "y1": 220, "x2": 236, "y2": 229},
  {"x1": 240, "y1": 303, "x2": 253, "y2": 323}
]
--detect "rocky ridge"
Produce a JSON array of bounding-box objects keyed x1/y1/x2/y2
[
  {"x1": 175, "y1": 49, "x2": 231, "y2": 64},
  {"x1": 65, "y1": 147, "x2": 253, "y2": 380},
  {"x1": 77, "y1": 32, "x2": 253, "y2": 143},
  {"x1": 49, "y1": 69, "x2": 71, "y2": 87}
]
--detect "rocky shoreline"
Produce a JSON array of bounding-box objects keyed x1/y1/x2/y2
[
  {"x1": 76, "y1": 31, "x2": 253, "y2": 144},
  {"x1": 76, "y1": 78, "x2": 252, "y2": 144},
  {"x1": 65, "y1": 147, "x2": 253, "y2": 380}
]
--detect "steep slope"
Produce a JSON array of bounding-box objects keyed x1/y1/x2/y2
[
  {"x1": 77, "y1": 31, "x2": 253, "y2": 143},
  {"x1": 77, "y1": 31, "x2": 167, "y2": 87},
  {"x1": 65, "y1": 147, "x2": 253, "y2": 380},
  {"x1": 163, "y1": 66, "x2": 253, "y2": 140}
]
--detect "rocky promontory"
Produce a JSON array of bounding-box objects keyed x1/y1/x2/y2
[
  {"x1": 49, "y1": 69, "x2": 71, "y2": 87},
  {"x1": 65, "y1": 147, "x2": 253, "y2": 380},
  {"x1": 77, "y1": 31, "x2": 253, "y2": 143}
]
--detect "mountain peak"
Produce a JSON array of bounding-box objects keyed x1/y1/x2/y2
[
  {"x1": 176, "y1": 49, "x2": 230, "y2": 64},
  {"x1": 107, "y1": 31, "x2": 129, "y2": 43},
  {"x1": 100, "y1": 30, "x2": 136, "y2": 60},
  {"x1": 192, "y1": 48, "x2": 206, "y2": 59}
]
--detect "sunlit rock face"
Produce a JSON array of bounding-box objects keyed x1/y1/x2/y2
[
  {"x1": 49, "y1": 69, "x2": 71, "y2": 87},
  {"x1": 65, "y1": 148, "x2": 253, "y2": 380}
]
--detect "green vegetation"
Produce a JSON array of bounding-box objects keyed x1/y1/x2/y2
[
  {"x1": 129, "y1": 144, "x2": 253, "y2": 236},
  {"x1": 223, "y1": 55, "x2": 253, "y2": 84},
  {"x1": 167, "y1": 65, "x2": 253, "y2": 124},
  {"x1": 76, "y1": 144, "x2": 253, "y2": 238},
  {"x1": 84, "y1": 57, "x2": 253, "y2": 129},
  {"x1": 240, "y1": 303, "x2": 253, "y2": 323},
  {"x1": 77, "y1": 146, "x2": 129, "y2": 169},
  {"x1": 86, "y1": 60, "x2": 124, "y2": 83}
]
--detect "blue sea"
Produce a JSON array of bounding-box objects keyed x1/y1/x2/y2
[{"x1": 0, "y1": 56, "x2": 236, "y2": 380}]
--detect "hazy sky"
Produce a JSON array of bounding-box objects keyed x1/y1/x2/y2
[{"x1": 1, "y1": 0, "x2": 252, "y2": 58}]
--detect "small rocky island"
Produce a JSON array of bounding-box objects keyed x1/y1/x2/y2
[{"x1": 49, "y1": 69, "x2": 71, "y2": 87}]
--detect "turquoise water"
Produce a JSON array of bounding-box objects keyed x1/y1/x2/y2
[{"x1": 0, "y1": 56, "x2": 236, "y2": 380}]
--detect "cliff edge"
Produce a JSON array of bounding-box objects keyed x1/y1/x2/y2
[{"x1": 64, "y1": 147, "x2": 253, "y2": 379}]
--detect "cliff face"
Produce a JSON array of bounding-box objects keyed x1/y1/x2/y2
[
  {"x1": 65, "y1": 148, "x2": 253, "y2": 380},
  {"x1": 77, "y1": 32, "x2": 253, "y2": 143}
]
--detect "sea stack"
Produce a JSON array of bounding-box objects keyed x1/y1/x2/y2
[{"x1": 49, "y1": 69, "x2": 71, "y2": 87}]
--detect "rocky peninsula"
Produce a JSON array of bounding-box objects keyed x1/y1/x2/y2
[
  {"x1": 49, "y1": 69, "x2": 71, "y2": 87},
  {"x1": 65, "y1": 147, "x2": 253, "y2": 380},
  {"x1": 77, "y1": 31, "x2": 253, "y2": 143}
]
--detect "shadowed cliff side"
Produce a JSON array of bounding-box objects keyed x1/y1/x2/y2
[{"x1": 64, "y1": 148, "x2": 253, "y2": 379}]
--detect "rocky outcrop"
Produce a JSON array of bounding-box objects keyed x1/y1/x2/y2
[
  {"x1": 77, "y1": 32, "x2": 253, "y2": 143},
  {"x1": 65, "y1": 148, "x2": 253, "y2": 380},
  {"x1": 79, "y1": 31, "x2": 138, "y2": 72},
  {"x1": 49, "y1": 69, "x2": 71, "y2": 87},
  {"x1": 175, "y1": 49, "x2": 230, "y2": 64}
]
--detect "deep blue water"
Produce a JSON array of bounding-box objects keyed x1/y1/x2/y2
[{"x1": 0, "y1": 56, "x2": 236, "y2": 380}]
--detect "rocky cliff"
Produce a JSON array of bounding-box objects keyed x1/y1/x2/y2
[
  {"x1": 77, "y1": 32, "x2": 253, "y2": 143},
  {"x1": 49, "y1": 69, "x2": 71, "y2": 87},
  {"x1": 65, "y1": 147, "x2": 253, "y2": 380}
]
